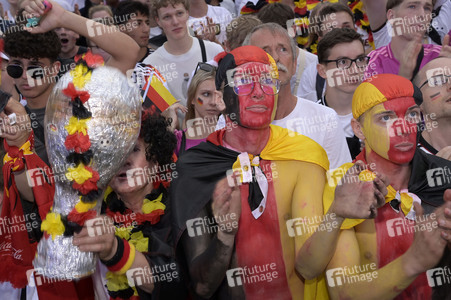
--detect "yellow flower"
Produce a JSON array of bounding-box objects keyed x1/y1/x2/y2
[
  {"x1": 65, "y1": 116, "x2": 89, "y2": 135},
  {"x1": 3, "y1": 141, "x2": 34, "y2": 171},
  {"x1": 310, "y1": 42, "x2": 318, "y2": 54},
  {"x1": 103, "y1": 186, "x2": 114, "y2": 202},
  {"x1": 75, "y1": 198, "x2": 97, "y2": 213},
  {"x1": 65, "y1": 164, "x2": 93, "y2": 184},
  {"x1": 129, "y1": 231, "x2": 149, "y2": 252},
  {"x1": 105, "y1": 272, "x2": 129, "y2": 292},
  {"x1": 297, "y1": 35, "x2": 309, "y2": 46},
  {"x1": 295, "y1": 17, "x2": 309, "y2": 26},
  {"x1": 41, "y1": 212, "x2": 65, "y2": 240},
  {"x1": 142, "y1": 194, "x2": 166, "y2": 214},
  {"x1": 295, "y1": 0, "x2": 306, "y2": 8},
  {"x1": 115, "y1": 225, "x2": 133, "y2": 240},
  {"x1": 70, "y1": 64, "x2": 92, "y2": 89}
]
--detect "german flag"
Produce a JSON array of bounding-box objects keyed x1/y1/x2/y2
[{"x1": 138, "y1": 64, "x2": 177, "y2": 114}]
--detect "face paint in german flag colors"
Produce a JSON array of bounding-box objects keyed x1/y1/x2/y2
[{"x1": 361, "y1": 97, "x2": 420, "y2": 164}]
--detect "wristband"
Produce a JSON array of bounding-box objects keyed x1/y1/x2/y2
[
  {"x1": 102, "y1": 237, "x2": 136, "y2": 274},
  {"x1": 101, "y1": 236, "x2": 124, "y2": 267}
]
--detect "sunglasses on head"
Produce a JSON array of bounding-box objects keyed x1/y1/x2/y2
[
  {"x1": 194, "y1": 62, "x2": 216, "y2": 77},
  {"x1": 6, "y1": 64, "x2": 45, "y2": 79}
]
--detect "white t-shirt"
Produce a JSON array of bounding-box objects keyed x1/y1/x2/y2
[
  {"x1": 188, "y1": 5, "x2": 233, "y2": 44},
  {"x1": 431, "y1": 0, "x2": 451, "y2": 43},
  {"x1": 271, "y1": 97, "x2": 352, "y2": 169},
  {"x1": 337, "y1": 113, "x2": 354, "y2": 138},
  {"x1": 291, "y1": 47, "x2": 318, "y2": 98},
  {"x1": 149, "y1": 26, "x2": 163, "y2": 39},
  {"x1": 298, "y1": 62, "x2": 325, "y2": 102},
  {"x1": 142, "y1": 36, "x2": 223, "y2": 106},
  {"x1": 373, "y1": 1, "x2": 451, "y2": 50},
  {"x1": 219, "y1": 0, "x2": 236, "y2": 16}
]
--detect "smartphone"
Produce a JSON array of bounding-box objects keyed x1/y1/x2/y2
[{"x1": 26, "y1": 0, "x2": 53, "y2": 28}]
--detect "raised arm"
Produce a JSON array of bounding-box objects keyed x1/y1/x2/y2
[
  {"x1": 326, "y1": 202, "x2": 451, "y2": 300},
  {"x1": 22, "y1": 0, "x2": 139, "y2": 74},
  {"x1": 362, "y1": 0, "x2": 388, "y2": 31},
  {"x1": 295, "y1": 162, "x2": 388, "y2": 279},
  {"x1": 182, "y1": 176, "x2": 241, "y2": 298}
]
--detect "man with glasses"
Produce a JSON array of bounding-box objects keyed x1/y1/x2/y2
[
  {"x1": 413, "y1": 57, "x2": 451, "y2": 159},
  {"x1": 243, "y1": 23, "x2": 351, "y2": 169},
  {"x1": 172, "y1": 45, "x2": 388, "y2": 299},
  {"x1": 317, "y1": 28, "x2": 369, "y2": 159},
  {"x1": 4, "y1": 30, "x2": 61, "y2": 166}
]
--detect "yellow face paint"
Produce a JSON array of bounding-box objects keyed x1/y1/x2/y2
[
  {"x1": 360, "y1": 98, "x2": 418, "y2": 164},
  {"x1": 361, "y1": 103, "x2": 390, "y2": 161}
]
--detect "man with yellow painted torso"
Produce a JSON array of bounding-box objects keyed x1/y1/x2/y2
[
  {"x1": 171, "y1": 45, "x2": 388, "y2": 300},
  {"x1": 323, "y1": 73, "x2": 451, "y2": 300}
]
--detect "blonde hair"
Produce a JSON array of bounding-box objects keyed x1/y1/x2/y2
[
  {"x1": 89, "y1": 5, "x2": 114, "y2": 23},
  {"x1": 185, "y1": 68, "x2": 216, "y2": 121}
]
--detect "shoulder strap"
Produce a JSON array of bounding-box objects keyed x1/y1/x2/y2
[
  {"x1": 428, "y1": 26, "x2": 442, "y2": 45},
  {"x1": 198, "y1": 38, "x2": 207, "y2": 63},
  {"x1": 315, "y1": 72, "x2": 325, "y2": 101},
  {"x1": 411, "y1": 46, "x2": 424, "y2": 81},
  {"x1": 179, "y1": 131, "x2": 187, "y2": 156}
]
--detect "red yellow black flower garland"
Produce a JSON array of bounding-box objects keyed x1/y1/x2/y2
[
  {"x1": 41, "y1": 52, "x2": 105, "y2": 239},
  {"x1": 103, "y1": 187, "x2": 166, "y2": 300}
]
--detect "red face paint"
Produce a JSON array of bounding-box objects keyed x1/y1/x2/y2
[
  {"x1": 196, "y1": 97, "x2": 204, "y2": 106},
  {"x1": 384, "y1": 97, "x2": 418, "y2": 164},
  {"x1": 236, "y1": 62, "x2": 275, "y2": 129}
]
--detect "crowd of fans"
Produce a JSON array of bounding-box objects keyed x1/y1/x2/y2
[{"x1": 0, "y1": 0, "x2": 450, "y2": 299}]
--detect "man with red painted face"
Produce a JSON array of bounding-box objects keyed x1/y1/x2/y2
[
  {"x1": 323, "y1": 73, "x2": 451, "y2": 300},
  {"x1": 171, "y1": 45, "x2": 389, "y2": 299}
]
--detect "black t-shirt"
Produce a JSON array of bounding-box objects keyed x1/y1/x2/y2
[
  {"x1": 417, "y1": 131, "x2": 438, "y2": 155},
  {"x1": 26, "y1": 106, "x2": 49, "y2": 166}
]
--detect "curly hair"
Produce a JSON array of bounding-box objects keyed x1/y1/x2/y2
[
  {"x1": 140, "y1": 114, "x2": 176, "y2": 167},
  {"x1": 4, "y1": 18, "x2": 61, "y2": 61}
]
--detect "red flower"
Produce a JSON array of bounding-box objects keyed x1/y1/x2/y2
[
  {"x1": 75, "y1": 51, "x2": 104, "y2": 68},
  {"x1": 65, "y1": 133, "x2": 91, "y2": 153},
  {"x1": 62, "y1": 82, "x2": 90, "y2": 103},
  {"x1": 68, "y1": 209, "x2": 97, "y2": 226},
  {"x1": 72, "y1": 166, "x2": 99, "y2": 195},
  {"x1": 136, "y1": 209, "x2": 165, "y2": 225}
]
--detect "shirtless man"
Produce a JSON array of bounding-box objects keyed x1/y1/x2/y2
[
  {"x1": 171, "y1": 45, "x2": 388, "y2": 299},
  {"x1": 323, "y1": 73, "x2": 451, "y2": 300}
]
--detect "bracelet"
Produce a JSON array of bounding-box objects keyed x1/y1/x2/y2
[
  {"x1": 101, "y1": 236, "x2": 124, "y2": 267},
  {"x1": 101, "y1": 237, "x2": 136, "y2": 275}
]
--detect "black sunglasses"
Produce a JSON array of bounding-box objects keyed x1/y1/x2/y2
[
  {"x1": 194, "y1": 62, "x2": 216, "y2": 77},
  {"x1": 6, "y1": 64, "x2": 45, "y2": 79}
]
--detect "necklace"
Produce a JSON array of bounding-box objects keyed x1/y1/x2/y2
[{"x1": 104, "y1": 188, "x2": 166, "y2": 299}]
